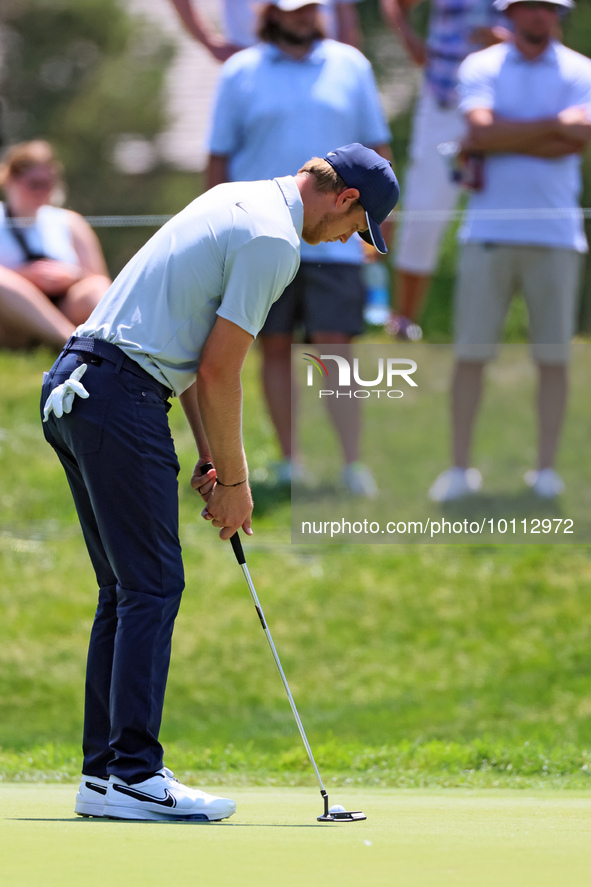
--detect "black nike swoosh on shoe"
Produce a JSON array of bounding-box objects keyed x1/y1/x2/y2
[
  {"x1": 112, "y1": 784, "x2": 176, "y2": 808},
  {"x1": 85, "y1": 782, "x2": 107, "y2": 796}
]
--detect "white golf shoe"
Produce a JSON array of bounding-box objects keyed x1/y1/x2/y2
[
  {"x1": 75, "y1": 774, "x2": 109, "y2": 817},
  {"x1": 428, "y1": 467, "x2": 482, "y2": 503},
  {"x1": 524, "y1": 468, "x2": 565, "y2": 499},
  {"x1": 103, "y1": 767, "x2": 236, "y2": 821}
]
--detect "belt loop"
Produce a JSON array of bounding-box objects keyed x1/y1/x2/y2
[
  {"x1": 113, "y1": 348, "x2": 126, "y2": 374},
  {"x1": 63, "y1": 335, "x2": 75, "y2": 355}
]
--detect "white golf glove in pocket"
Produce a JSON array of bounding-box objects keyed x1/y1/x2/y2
[{"x1": 43, "y1": 363, "x2": 90, "y2": 422}]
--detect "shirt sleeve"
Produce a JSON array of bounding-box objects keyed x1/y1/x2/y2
[
  {"x1": 353, "y1": 54, "x2": 391, "y2": 147},
  {"x1": 568, "y1": 62, "x2": 591, "y2": 112},
  {"x1": 206, "y1": 61, "x2": 244, "y2": 156},
  {"x1": 217, "y1": 236, "x2": 300, "y2": 337},
  {"x1": 458, "y1": 51, "x2": 496, "y2": 114}
]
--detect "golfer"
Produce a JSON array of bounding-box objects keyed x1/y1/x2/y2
[{"x1": 40, "y1": 144, "x2": 399, "y2": 822}]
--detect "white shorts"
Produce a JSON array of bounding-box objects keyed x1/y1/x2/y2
[
  {"x1": 454, "y1": 243, "x2": 583, "y2": 364},
  {"x1": 395, "y1": 81, "x2": 466, "y2": 275}
]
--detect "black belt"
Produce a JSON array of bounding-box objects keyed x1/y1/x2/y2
[{"x1": 63, "y1": 336, "x2": 173, "y2": 399}]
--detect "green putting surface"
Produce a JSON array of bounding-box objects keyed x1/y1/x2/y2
[{"x1": 2, "y1": 785, "x2": 591, "y2": 886}]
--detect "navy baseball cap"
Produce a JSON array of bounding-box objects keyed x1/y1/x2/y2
[
  {"x1": 324, "y1": 143, "x2": 399, "y2": 254},
  {"x1": 494, "y1": 0, "x2": 573, "y2": 8}
]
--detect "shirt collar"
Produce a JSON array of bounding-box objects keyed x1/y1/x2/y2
[
  {"x1": 507, "y1": 39, "x2": 560, "y2": 66},
  {"x1": 274, "y1": 176, "x2": 303, "y2": 240},
  {"x1": 264, "y1": 40, "x2": 327, "y2": 65}
]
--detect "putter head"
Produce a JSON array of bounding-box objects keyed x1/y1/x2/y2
[
  {"x1": 317, "y1": 810, "x2": 367, "y2": 822},
  {"x1": 318, "y1": 792, "x2": 366, "y2": 822}
]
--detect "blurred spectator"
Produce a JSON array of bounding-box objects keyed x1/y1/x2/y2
[
  {"x1": 0, "y1": 141, "x2": 110, "y2": 349},
  {"x1": 206, "y1": 0, "x2": 392, "y2": 495},
  {"x1": 429, "y1": 0, "x2": 591, "y2": 503},
  {"x1": 381, "y1": 0, "x2": 509, "y2": 340},
  {"x1": 168, "y1": 0, "x2": 362, "y2": 61}
]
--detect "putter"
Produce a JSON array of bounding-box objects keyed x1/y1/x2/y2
[
  {"x1": 200, "y1": 462, "x2": 365, "y2": 823},
  {"x1": 230, "y1": 530, "x2": 366, "y2": 823}
]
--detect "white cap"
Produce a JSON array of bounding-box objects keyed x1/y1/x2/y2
[
  {"x1": 271, "y1": 0, "x2": 327, "y2": 10},
  {"x1": 493, "y1": 0, "x2": 574, "y2": 10}
]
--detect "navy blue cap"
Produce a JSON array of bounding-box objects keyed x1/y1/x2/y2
[
  {"x1": 324, "y1": 143, "x2": 399, "y2": 254},
  {"x1": 494, "y1": 0, "x2": 573, "y2": 8}
]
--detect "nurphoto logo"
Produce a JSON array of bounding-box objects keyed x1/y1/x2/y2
[{"x1": 302, "y1": 352, "x2": 418, "y2": 399}]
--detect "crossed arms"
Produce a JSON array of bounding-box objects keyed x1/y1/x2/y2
[{"x1": 463, "y1": 105, "x2": 591, "y2": 158}]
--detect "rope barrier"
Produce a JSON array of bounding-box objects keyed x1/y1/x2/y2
[
  {"x1": 82, "y1": 208, "x2": 591, "y2": 226},
  {"x1": 6, "y1": 208, "x2": 591, "y2": 228}
]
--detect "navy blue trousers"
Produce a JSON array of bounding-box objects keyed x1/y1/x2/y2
[{"x1": 41, "y1": 338, "x2": 185, "y2": 783}]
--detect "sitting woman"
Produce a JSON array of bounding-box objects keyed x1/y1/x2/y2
[{"x1": 0, "y1": 140, "x2": 110, "y2": 349}]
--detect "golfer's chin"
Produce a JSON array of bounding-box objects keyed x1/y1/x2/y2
[
  {"x1": 301, "y1": 232, "x2": 337, "y2": 246},
  {"x1": 301, "y1": 232, "x2": 321, "y2": 245}
]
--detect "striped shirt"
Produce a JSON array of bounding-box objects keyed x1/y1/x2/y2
[{"x1": 425, "y1": 0, "x2": 501, "y2": 107}]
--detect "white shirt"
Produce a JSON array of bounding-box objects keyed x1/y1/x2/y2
[
  {"x1": 457, "y1": 41, "x2": 591, "y2": 251},
  {"x1": 77, "y1": 177, "x2": 302, "y2": 396},
  {"x1": 0, "y1": 203, "x2": 79, "y2": 268}
]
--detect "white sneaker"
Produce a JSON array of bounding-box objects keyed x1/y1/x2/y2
[
  {"x1": 103, "y1": 768, "x2": 236, "y2": 822},
  {"x1": 429, "y1": 467, "x2": 482, "y2": 503},
  {"x1": 75, "y1": 775, "x2": 109, "y2": 818},
  {"x1": 273, "y1": 459, "x2": 309, "y2": 485},
  {"x1": 341, "y1": 462, "x2": 378, "y2": 499},
  {"x1": 524, "y1": 468, "x2": 565, "y2": 499}
]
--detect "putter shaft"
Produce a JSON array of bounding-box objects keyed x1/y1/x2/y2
[{"x1": 230, "y1": 533, "x2": 327, "y2": 798}]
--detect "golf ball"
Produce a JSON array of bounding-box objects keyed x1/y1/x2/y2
[{"x1": 329, "y1": 804, "x2": 346, "y2": 814}]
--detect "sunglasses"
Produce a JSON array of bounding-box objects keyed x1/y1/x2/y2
[{"x1": 16, "y1": 175, "x2": 57, "y2": 192}]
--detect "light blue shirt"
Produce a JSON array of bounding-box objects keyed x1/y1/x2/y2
[
  {"x1": 77, "y1": 177, "x2": 302, "y2": 396},
  {"x1": 207, "y1": 39, "x2": 390, "y2": 264},
  {"x1": 458, "y1": 41, "x2": 591, "y2": 251}
]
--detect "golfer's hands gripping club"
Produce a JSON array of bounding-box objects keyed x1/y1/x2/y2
[
  {"x1": 190, "y1": 458, "x2": 217, "y2": 499},
  {"x1": 197, "y1": 461, "x2": 253, "y2": 541},
  {"x1": 43, "y1": 363, "x2": 89, "y2": 422}
]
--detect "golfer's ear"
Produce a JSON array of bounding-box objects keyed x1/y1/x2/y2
[{"x1": 336, "y1": 187, "x2": 360, "y2": 209}]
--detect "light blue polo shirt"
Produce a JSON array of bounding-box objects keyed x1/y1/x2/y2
[
  {"x1": 77, "y1": 177, "x2": 302, "y2": 396},
  {"x1": 207, "y1": 39, "x2": 390, "y2": 264},
  {"x1": 458, "y1": 41, "x2": 591, "y2": 251}
]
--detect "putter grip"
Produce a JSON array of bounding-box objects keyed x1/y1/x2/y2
[
  {"x1": 230, "y1": 532, "x2": 245, "y2": 565},
  {"x1": 199, "y1": 463, "x2": 246, "y2": 564}
]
